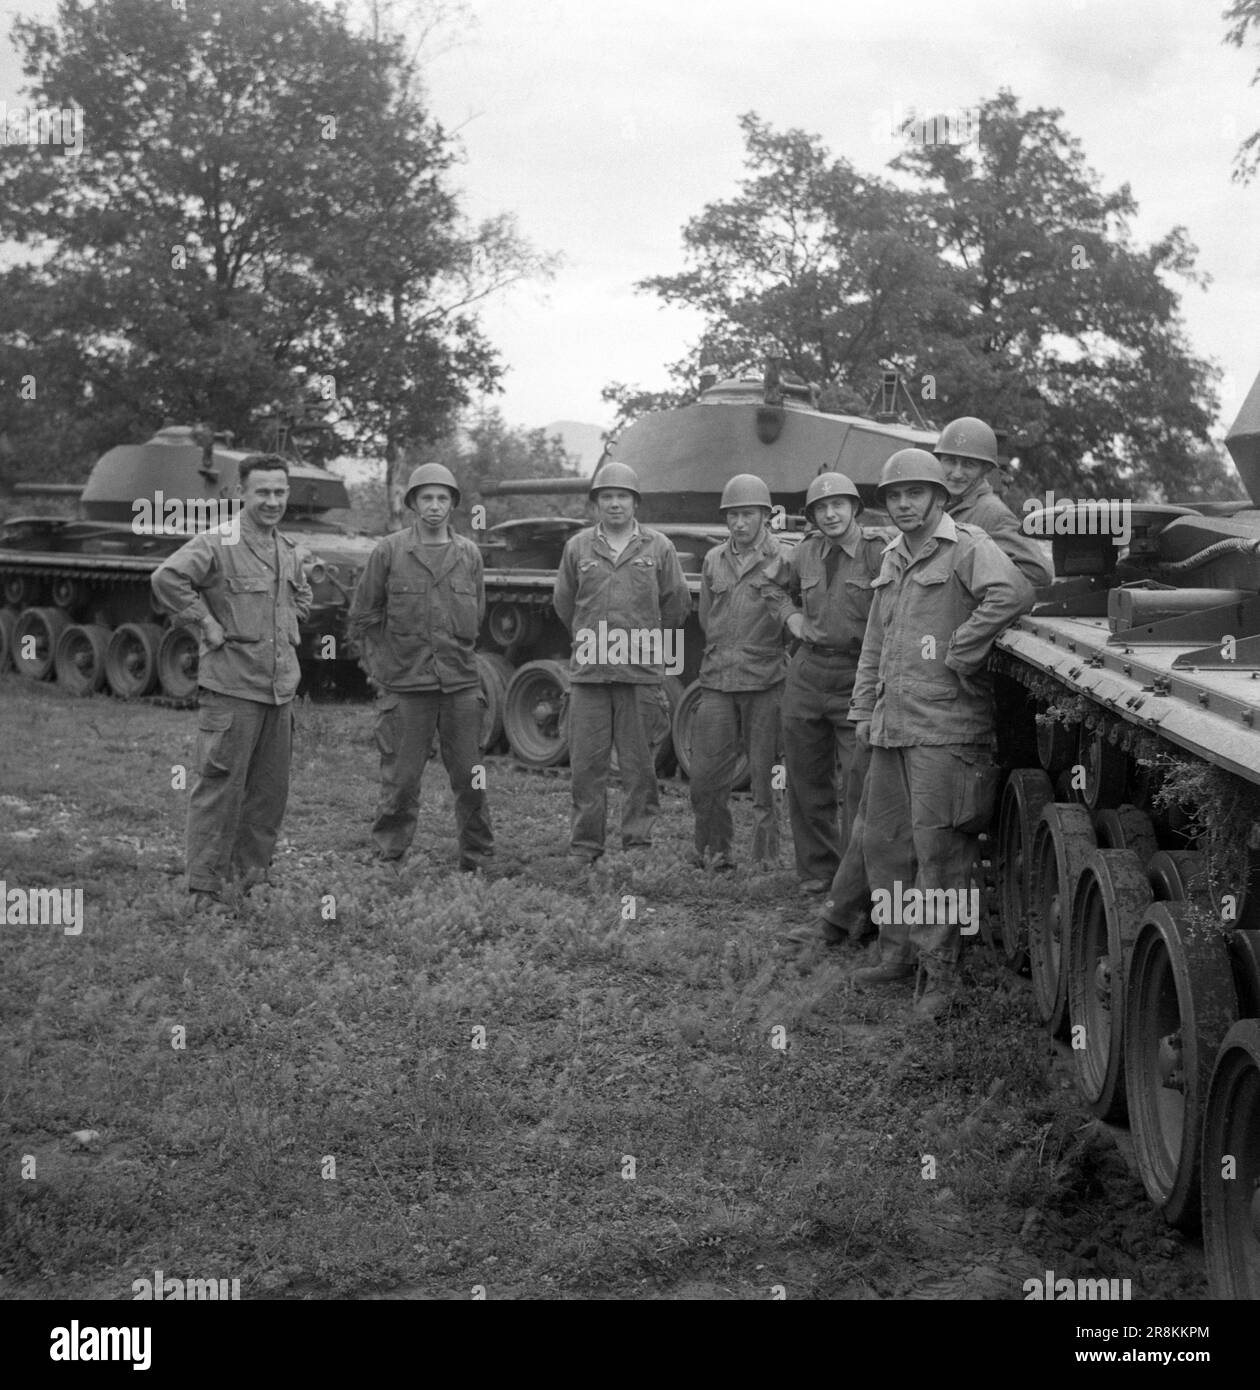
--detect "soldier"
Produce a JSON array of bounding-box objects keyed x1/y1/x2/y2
[
  {"x1": 689, "y1": 473, "x2": 793, "y2": 870},
  {"x1": 935, "y1": 416, "x2": 1053, "y2": 588},
  {"x1": 849, "y1": 449, "x2": 1035, "y2": 1019},
  {"x1": 349, "y1": 462, "x2": 494, "y2": 870},
  {"x1": 553, "y1": 461, "x2": 691, "y2": 864},
  {"x1": 770, "y1": 472, "x2": 887, "y2": 894},
  {"x1": 151, "y1": 453, "x2": 312, "y2": 912}
]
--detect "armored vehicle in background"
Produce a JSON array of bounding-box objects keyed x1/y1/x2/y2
[
  {"x1": 0, "y1": 426, "x2": 376, "y2": 700},
  {"x1": 475, "y1": 371, "x2": 935, "y2": 772},
  {"x1": 986, "y1": 368, "x2": 1260, "y2": 1298}
]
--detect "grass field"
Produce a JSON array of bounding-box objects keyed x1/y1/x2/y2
[{"x1": 0, "y1": 674, "x2": 1207, "y2": 1300}]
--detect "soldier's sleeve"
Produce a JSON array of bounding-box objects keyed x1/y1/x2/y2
[
  {"x1": 659, "y1": 536, "x2": 691, "y2": 629},
  {"x1": 474, "y1": 543, "x2": 486, "y2": 624},
  {"x1": 988, "y1": 507, "x2": 1054, "y2": 588},
  {"x1": 348, "y1": 539, "x2": 389, "y2": 640},
  {"x1": 761, "y1": 544, "x2": 800, "y2": 628},
  {"x1": 151, "y1": 533, "x2": 217, "y2": 625},
  {"x1": 945, "y1": 535, "x2": 1036, "y2": 675},
  {"x1": 291, "y1": 546, "x2": 314, "y2": 622},
  {"x1": 848, "y1": 584, "x2": 885, "y2": 724},
  {"x1": 697, "y1": 552, "x2": 714, "y2": 634},
  {"x1": 553, "y1": 539, "x2": 577, "y2": 631}
]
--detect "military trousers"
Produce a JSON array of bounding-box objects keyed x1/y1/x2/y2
[
  {"x1": 781, "y1": 648, "x2": 865, "y2": 883},
  {"x1": 372, "y1": 688, "x2": 494, "y2": 863},
  {"x1": 568, "y1": 682, "x2": 668, "y2": 857},
  {"x1": 862, "y1": 743, "x2": 994, "y2": 971},
  {"x1": 689, "y1": 683, "x2": 782, "y2": 865},
  {"x1": 187, "y1": 689, "x2": 293, "y2": 895}
]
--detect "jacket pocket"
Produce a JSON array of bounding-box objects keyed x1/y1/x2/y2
[
  {"x1": 952, "y1": 749, "x2": 1001, "y2": 833},
  {"x1": 224, "y1": 575, "x2": 272, "y2": 641},
  {"x1": 196, "y1": 708, "x2": 234, "y2": 778},
  {"x1": 386, "y1": 580, "x2": 428, "y2": 635}
]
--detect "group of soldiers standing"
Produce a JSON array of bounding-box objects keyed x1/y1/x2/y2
[{"x1": 151, "y1": 413, "x2": 1050, "y2": 1022}]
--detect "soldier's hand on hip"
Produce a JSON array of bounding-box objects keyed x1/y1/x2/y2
[
  {"x1": 786, "y1": 612, "x2": 805, "y2": 640},
  {"x1": 202, "y1": 616, "x2": 226, "y2": 650}
]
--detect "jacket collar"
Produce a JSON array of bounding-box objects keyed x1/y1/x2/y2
[
  {"x1": 885, "y1": 510, "x2": 958, "y2": 561},
  {"x1": 947, "y1": 478, "x2": 994, "y2": 514},
  {"x1": 405, "y1": 524, "x2": 461, "y2": 579}
]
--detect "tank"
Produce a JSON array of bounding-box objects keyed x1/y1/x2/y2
[
  {"x1": 474, "y1": 372, "x2": 935, "y2": 773},
  {"x1": 0, "y1": 426, "x2": 378, "y2": 700},
  {"x1": 980, "y1": 368, "x2": 1260, "y2": 1298}
]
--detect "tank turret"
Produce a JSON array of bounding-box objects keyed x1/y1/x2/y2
[{"x1": 0, "y1": 426, "x2": 378, "y2": 699}]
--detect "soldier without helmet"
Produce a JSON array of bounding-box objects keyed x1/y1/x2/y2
[
  {"x1": 348, "y1": 463, "x2": 494, "y2": 871},
  {"x1": 689, "y1": 473, "x2": 793, "y2": 870}
]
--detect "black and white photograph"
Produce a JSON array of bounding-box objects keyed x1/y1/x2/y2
[{"x1": 2, "y1": 0, "x2": 1259, "y2": 1335}]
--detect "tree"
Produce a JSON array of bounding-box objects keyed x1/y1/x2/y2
[
  {"x1": 1225, "y1": 0, "x2": 1260, "y2": 182},
  {"x1": 623, "y1": 99, "x2": 1225, "y2": 501},
  {"x1": 892, "y1": 90, "x2": 1220, "y2": 500},
  {"x1": 606, "y1": 112, "x2": 956, "y2": 432},
  {"x1": 0, "y1": 0, "x2": 552, "y2": 503}
]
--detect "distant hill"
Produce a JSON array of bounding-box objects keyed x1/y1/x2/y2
[{"x1": 544, "y1": 420, "x2": 606, "y2": 473}]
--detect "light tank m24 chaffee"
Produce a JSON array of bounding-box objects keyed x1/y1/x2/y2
[
  {"x1": 0, "y1": 426, "x2": 377, "y2": 700},
  {"x1": 475, "y1": 372, "x2": 936, "y2": 774},
  {"x1": 984, "y1": 369, "x2": 1260, "y2": 1299}
]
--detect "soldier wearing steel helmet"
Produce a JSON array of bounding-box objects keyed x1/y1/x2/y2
[
  {"x1": 848, "y1": 448, "x2": 1034, "y2": 1019},
  {"x1": 764, "y1": 471, "x2": 890, "y2": 894},
  {"x1": 935, "y1": 416, "x2": 1053, "y2": 588},
  {"x1": 688, "y1": 473, "x2": 794, "y2": 870},
  {"x1": 348, "y1": 462, "x2": 494, "y2": 870},
  {"x1": 552, "y1": 460, "x2": 690, "y2": 864}
]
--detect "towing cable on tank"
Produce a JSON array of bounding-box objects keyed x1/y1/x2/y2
[{"x1": 1158, "y1": 536, "x2": 1260, "y2": 574}]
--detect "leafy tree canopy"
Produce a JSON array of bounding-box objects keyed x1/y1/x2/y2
[
  {"x1": 615, "y1": 95, "x2": 1232, "y2": 502},
  {"x1": 0, "y1": 0, "x2": 552, "y2": 504}
]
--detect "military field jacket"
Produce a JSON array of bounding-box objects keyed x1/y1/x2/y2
[
  {"x1": 765, "y1": 524, "x2": 891, "y2": 659},
  {"x1": 848, "y1": 514, "x2": 1035, "y2": 746},
  {"x1": 949, "y1": 481, "x2": 1054, "y2": 589},
  {"x1": 553, "y1": 523, "x2": 691, "y2": 684},
  {"x1": 349, "y1": 527, "x2": 484, "y2": 692},
  {"x1": 150, "y1": 519, "x2": 312, "y2": 705},
  {"x1": 697, "y1": 529, "x2": 793, "y2": 691}
]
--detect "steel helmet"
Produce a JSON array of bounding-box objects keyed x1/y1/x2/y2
[
  {"x1": 804, "y1": 471, "x2": 862, "y2": 519},
  {"x1": 719, "y1": 473, "x2": 773, "y2": 512},
  {"x1": 934, "y1": 416, "x2": 998, "y2": 467},
  {"x1": 404, "y1": 462, "x2": 461, "y2": 509},
  {"x1": 588, "y1": 460, "x2": 641, "y2": 500},
  {"x1": 877, "y1": 448, "x2": 950, "y2": 499}
]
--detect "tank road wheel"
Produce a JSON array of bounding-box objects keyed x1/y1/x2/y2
[
  {"x1": 475, "y1": 652, "x2": 512, "y2": 753},
  {"x1": 670, "y1": 680, "x2": 752, "y2": 791},
  {"x1": 1202, "y1": 1020, "x2": 1260, "y2": 1298},
  {"x1": 1229, "y1": 930, "x2": 1260, "y2": 1020},
  {"x1": 54, "y1": 624, "x2": 111, "y2": 695},
  {"x1": 503, "y1": 659, "x2": 571, "y2": 768},
  {"x1": 486, "y1": 602, "x2": 540, "y2": 656},
  {"x1": 0, "y1": 608, "x2": 15, "y2": 671},
  {"x1": 105, "y1": 622, "x2": 162, "y2": 698},
  {"x1": 1028, "y1": 803, "x2": 1097, "y2": 1037},
  {"x1": 1068, "y1": 849, "x2": 1152, "y2": 1121},
  {"x1": 1077, "y1": 726, "x2": 1127, "y2": 811},
  {"x1": 1146, "y1": 850, "x2": 1208, "y2": 903},
  {"x1": 1093, "y1": 804, "x2": 1158, "y2": 864},
  {"x1": 1035, "y1": 706, "x2": 1074, "y2": 776},
  {"x1": 13, "y1": 607, "x2": 69, "y2": 680},
  {"x1": 3, "y1": 575, "x2": 37, "y2": 609},
  {"x1": 50, "y1": 576, "x2": 88, "y2": 612},
  {"x1": 996, "y1": 769, "x2": 1055, "y2": 973},
  {"x1": 1123, "y1": 902, "x2": 1237, "y2": 1229},
  {"x1": 157, "y1": 625, "x2": 200, "y2": 702}
]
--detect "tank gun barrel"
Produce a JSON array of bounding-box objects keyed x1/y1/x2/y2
[
  {"x1": 480, "y1": 478, "x2": 591, "y2": 498},
  {"x1": 13, "y1": 483, "x2": 85, "y2": 497}
]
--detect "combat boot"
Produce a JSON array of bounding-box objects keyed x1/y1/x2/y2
[
  {"x1": 913, "y1": 959, "x2": 958, "y2": 1021},
  {"x1": 851, "y1": 959, "x2": 914, "y2": 988}
]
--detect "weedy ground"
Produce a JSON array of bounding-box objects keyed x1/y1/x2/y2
[{"x1": 0, "y1": 675, "x2": 1206, "y2": 1300}]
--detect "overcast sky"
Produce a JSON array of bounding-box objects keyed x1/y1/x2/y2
[{"x1": 4, "y1": 0, "x2": 1260, "y2": 444}]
